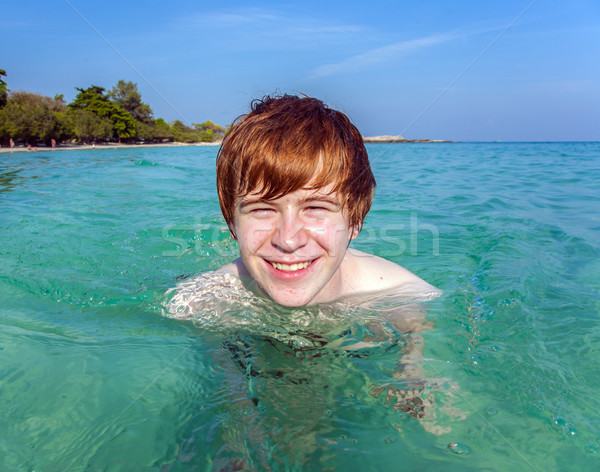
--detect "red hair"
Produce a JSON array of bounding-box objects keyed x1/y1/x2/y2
[{"x1": 216, "y1": 95, "x2": 376, "y2": 229}]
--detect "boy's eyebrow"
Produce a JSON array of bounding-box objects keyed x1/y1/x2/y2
[
  {"x1": 299, "y1": 195, "x2": 342, "y2": 207},
  {"x1": 238, "y1": 194, "x2": 342, "y2": 208},
  {"x1": 238, "y1": 197, "x2": 270, "y2": 207},
  {"x1": 237, "y1": 197, "x2": 279, "y2": 211}
]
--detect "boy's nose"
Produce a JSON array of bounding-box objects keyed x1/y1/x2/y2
[{"x1": 272, "y1": 213, "x2": 308, "y2": 252}]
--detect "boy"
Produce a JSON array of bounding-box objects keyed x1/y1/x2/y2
[
  {"x1": 213, "y1": 94, "x2": 438, "y2": 308},
  {"x1": 166, "y1": 95, "x2": 450, "y2": 434}
]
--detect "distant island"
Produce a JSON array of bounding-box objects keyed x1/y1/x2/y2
[
  {"x1": 0, "y1": 71, "x2": 226, "y2": 148},
  {"x1": 363, "y1": 134, "x2": 452, "y2": 143}
]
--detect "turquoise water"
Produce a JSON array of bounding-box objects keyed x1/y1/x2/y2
[{"x1": 1, "y1": 142, "x2": 599, "y2": 471}]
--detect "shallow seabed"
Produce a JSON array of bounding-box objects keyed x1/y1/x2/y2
[{"x1": 1, "y1": 142, "x2": 599, "y2": 471}]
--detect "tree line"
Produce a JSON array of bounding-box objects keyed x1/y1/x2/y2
[{"x1": 0, "y1": 70, "x2": 226, "y2": 147}]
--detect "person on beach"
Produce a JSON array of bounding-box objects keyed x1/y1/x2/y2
[{"x1": 212, "y1": 94, "x2": 438, "y2": 307}]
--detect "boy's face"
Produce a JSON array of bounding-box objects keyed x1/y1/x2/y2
[{"x1": 231, "y1": 186, "x2": 359, "y2": 307}]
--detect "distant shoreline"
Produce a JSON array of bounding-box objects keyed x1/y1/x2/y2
[
  {"x1": 362, "y1": 135, "x2": 452, "y2": 143},
  {"x1": 0, "y1": 136, "x2": 454, "y2": 154},
  {"x1": 2, "y1": 139, "x2": 598, "y2": 155},
  {"x1": 0, "y1": 141, "x2": 222, "y2": 154},
  {"x1": 0, "y1": 137, "x2": 454, "y2": 154}
]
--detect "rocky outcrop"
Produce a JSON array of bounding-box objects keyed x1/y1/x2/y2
[{"x1": 363, "y1": 135, "x2": 451, "y2": 143}]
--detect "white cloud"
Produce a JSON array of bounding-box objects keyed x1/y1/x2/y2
[
  {"x1": 188, "y1": 11, "x2": 278, "y2": 27},
  {"x1": 178, "y1": 8, "x2": 365, "y2": 43},
  {"x1": 308, "y1": 33, "x2": 456, "y2": 78}
]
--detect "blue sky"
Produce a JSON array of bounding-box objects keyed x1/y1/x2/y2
[{"x1": 2, "y1": 0, "x2": 599, "y2": 141}]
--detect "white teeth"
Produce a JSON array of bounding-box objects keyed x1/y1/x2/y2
[{"x1": 270, "y1": 261, "x2": 310, "y2": 271}]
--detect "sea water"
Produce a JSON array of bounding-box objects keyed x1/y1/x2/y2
[{"x1": 1, "y1": 142, "x2": 599, "y2": 471}]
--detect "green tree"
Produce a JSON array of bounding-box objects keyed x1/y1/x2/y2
[
  {"x1": 171, "y1": 120, "x2": 199, "y2": 142},
  {"x1": 110, "y1": 106, "x2": 136, "y2": 140},
  {"x1": 0, "y1": 91, "x2": 68, "y2": 145},
  {"x1": 134, "y1": 118, "x2": 173, "y2": 142},
  {"x1": 69, "y1": 85, "x2": 136, "y2": 141},
  {"x1": 67, "y1": 109, "x2": 112, "y2": 144},
  {"x1": 193, "y1": 120, "x2": 225, "y2": 142},
  {"x1": 0, "y1": 107, "x2": 12, "y2": 144},
  {"x1": 0, "y1": 69, "x2": 8, "y2": 108},
  {"x1": 107, "y1": 80, "x2": 153, "y2": 123},
  {"x1": 134, "y1": 120, "x2": 155, "y2": 141},
  {"x1": 153, "y1": 118, "x2": 174, "y2": 142},
  {"x1": 69, "y1": 85, "x2": 109, "y2": 113}
]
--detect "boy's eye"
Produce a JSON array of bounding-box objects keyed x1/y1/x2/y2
[{"x1": 306, "y1": 206, "x2": 330, "y2": 212}]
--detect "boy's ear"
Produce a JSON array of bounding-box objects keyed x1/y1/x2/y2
[
  {"x1": 228, "y1": 223, "x2": 237, "y2": 240},
  {"x1": 350, "y1": 222, "x2": 363, "y2": 240}
]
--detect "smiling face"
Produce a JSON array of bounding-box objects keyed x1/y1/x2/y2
[{"x1": 231, "y1": 187, "x2": 359, "y2": 307}]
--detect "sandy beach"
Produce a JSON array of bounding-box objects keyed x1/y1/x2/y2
[
  {"x1": 1, "y1": 137, "x2": 454, "y2": 154},
  {"x1": 0, "y1": 141, "x2": 222, "y2": 154}
]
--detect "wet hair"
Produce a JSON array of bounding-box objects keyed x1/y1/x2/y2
[{"x1": 216, "y1": 94, "x2": 376, "y2": 229}]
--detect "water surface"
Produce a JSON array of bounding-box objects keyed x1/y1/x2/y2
[{"x1": 1, "y1": 142, "x2": 599, "y2": 471}]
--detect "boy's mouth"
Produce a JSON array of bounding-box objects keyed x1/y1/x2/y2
[{"x1": 268, "y1": 260, "x2": 313, "y2": 272}]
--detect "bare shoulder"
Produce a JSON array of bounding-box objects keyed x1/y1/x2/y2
[
  {"x1": 344, "y1": 248, "x2": 440, "y2": 295},
  {"x1": 164, "y1": 259, "x2": 252, "y2": 319},
  {"x1": 218, "y1": 258, "x2": 249, "y2": 278}
]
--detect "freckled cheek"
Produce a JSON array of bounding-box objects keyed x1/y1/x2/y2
[
  {"x1": 306, "y1": 222, "x2": 352, "y2": 254},
  {"x1": 238, "y1": 222, "x2": 274, "y2": 253}
]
